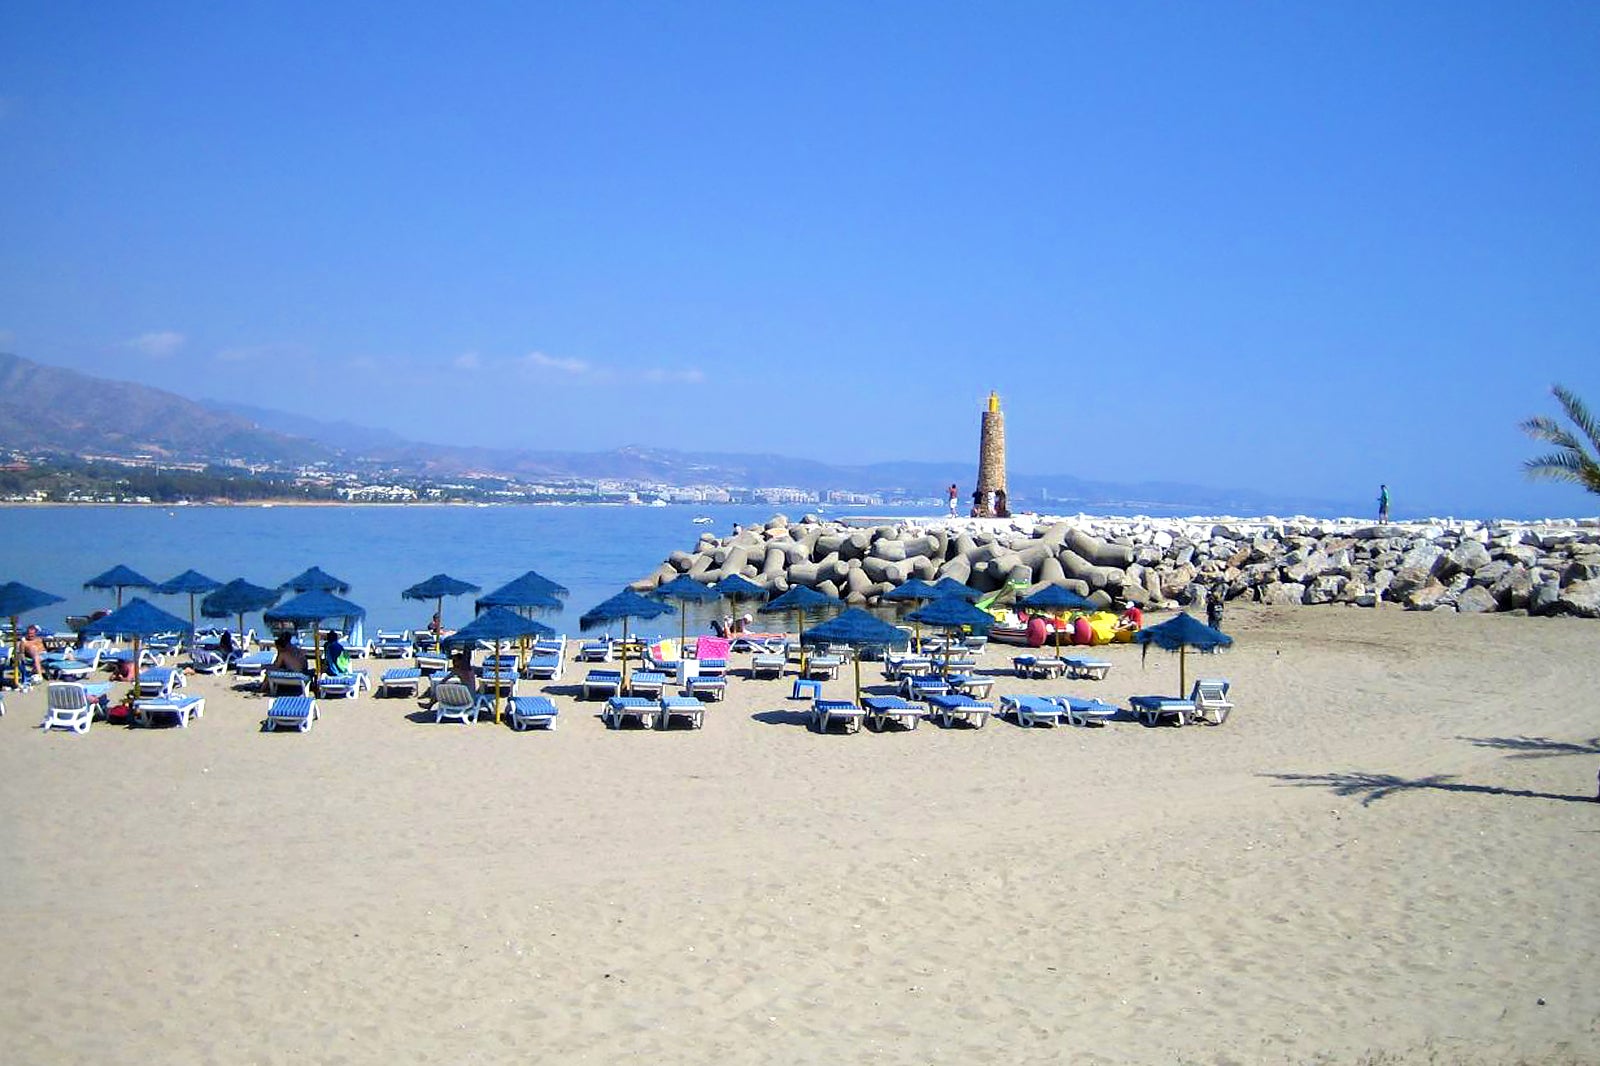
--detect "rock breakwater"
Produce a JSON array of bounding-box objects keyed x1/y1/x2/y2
[{"x1": 633, "y1": 514, "x2": 1600, "y2": 617}]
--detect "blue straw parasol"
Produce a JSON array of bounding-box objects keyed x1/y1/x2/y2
[
  {"x1": 1134, "y1": 611, "x2": 1233, "y2": 697},
  {"x1": 442, "y1": 606, "x2": 556, "y2": 723},
  {"x1": 907, "y1": 596, "x2": 996, "y2": 677},
  {"x1": 402, "y1": 573, "x2": 482, "y2": 632},
  {"x1": 759, "y1": 585, "x2": 843, "y2": 672},
  {"x1": 81, "y1": 597, "x2": 194, "y2": 701},
  {"x1": 155, "y1": 569, "x2": 222, "y2": 632},
  {"x1": 476, "y1": 571, "x2": 567, "y2": 615},
  {"x1": 281, "y1": 566, "x2": 351, "y2": 595},
  {"x1": 580, "y1": 589, "x2": 674, "y2": 695},
  {"x1": 798, "y1": 607, "x2": 910, "y2": 704},
  {"x1": 652, "y1": 574, "x2": 721, "y2": 649},
  {"x1": 266, "y1": 590, "x2": 366, "y2": 677},
  {"x1": 201, "y1": 578, "x2": 281, "y2": 645},
  {"x1": 929, "y1": 577, "x2": 982, "y2": 603},
  {"x1": 0, "y1": 581, "x2": 64, "y2": 687},
  {"x1": 881, "y1": 578, "x2": 940, "y2": 651},
  {"x1": 1017, "y1": 585, "x2": 1098, "y2": 613},
  {"x1": 84, "y1": 564, "x2": 157, "y2": 609}
]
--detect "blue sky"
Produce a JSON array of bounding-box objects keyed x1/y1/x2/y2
[{"x1": 1, "y1": 2, "x2": 1597, "y2": 517}]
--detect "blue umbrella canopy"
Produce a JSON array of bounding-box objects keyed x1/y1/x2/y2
[
  {"x1": 580, "y1": 589, "x2": 675, "y2": 696},
  {"x1": 760, "y1": 585, "x2": 843, "y2": 670},
  {"x1": 84, "y1": 564, "x2": 157, "y2": 608},
  {"x1": 81, "y1": 597, "x2": 193, "y2": 640},
  {"x1": 712, "y1": 574, "x2": 766, "y2": 602},
  {"x1": 156, "y1": 569, "x2": 223, "y2": 630},
  {"x1": 906, "y1": 597, "x2": 996, "y2": 632},
  {"x1": 281, "y1": 566, "x2": 350, "y2": 594},
  {"x1": 201, "y1": 579, "x2": 281, "y2": 620},
  {"x1": 881, "y1": 578, "x2": 938, "y2": 603},
  {"x1": 476, "y1": 571, "x2": 566, "y2": 614},
  {"x1": 265, "y1": 589, "x2": 366, "y2": 626},
  {"x1": 403, "y1": 574, "x2": 481, "y2": 601},
  {"x1": 929, "y1": 577, "x2": 982, "y2": 602},
  {"x1": 0, "y1": 581, "x2": 64, "y2": 687},
  {"x1": 1134, "y1": 611, "x2": 1233, "y2": 697},
  {"x1": 403, "y1": 573, "x2": 482, "y2": 631},
  {"x1": 1017, "y1": 585, "x2": 1098, "y2": 613},
  {"x1": 797, "y1": 607, "x2": 909, "y2": 705},
  {"x1": 0, "y1": 581, "x2": 64, "y2": 619},
  {"x1": 266, "y1": 590, "x2": 366, "y2": 677},
  {"x1": 652, "y1": 574, "x2": 722, "y2": 603},
  {"x1": 157, "y1": 569, "x2": 222, "y2": 596},
  {"x1": 652, "y1": 574, "x2": 722, "y2": 647},
  {"x1": 443, "y1": 606, "x2": 556, "y2": 648}
]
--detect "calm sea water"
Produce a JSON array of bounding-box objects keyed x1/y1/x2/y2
[{"x1": 0, "y1": 504, "x2": 932, "y2": 636}]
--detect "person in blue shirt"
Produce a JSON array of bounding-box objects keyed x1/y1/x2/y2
[{"x1": 1378, "y1": 484, "x2": 1391, "y2": 524}]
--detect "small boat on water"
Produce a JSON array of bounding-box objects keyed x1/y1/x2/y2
[{"x1": 692, "y1": 516, "x2": 713, "y2": 525}]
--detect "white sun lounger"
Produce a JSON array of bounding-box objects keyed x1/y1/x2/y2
[
  {"x1": 1190, "y1": 678, "x2": 1234, "y2": 725},
  {"x1": 1062, "y1": 656, "x2": 1112, "y2": 681},
  {"x1": 1129, "y1": 695, "x2": 1196, "y2": 727},
  {"x1": 927, "y1": 693, "x2": 993, "y2": 729},
  {"x1": 603, "y1": 696, "x2": 657, "y2": 729},
  {"x1": 135, "y1": 694, "x2": 205, "y2": 728},
  {"x1": 658, "y1": 696, "x2": 705, "y2": 730},
  {"x1": 433, "y1": 682, "x2": 481, "y2": 725},
  {"x1": 43, "y1": 682, "x2": 97, "y2": 734}
]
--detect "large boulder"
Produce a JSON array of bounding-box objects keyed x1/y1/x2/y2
[
  {"x1": 1260, "y1": 582, "x2": 1307, "y2": 606},
  {"x1": 1403, "y1": 579, "x2": 1452, "y2": 611},
  {"x1": 1442, "y1": 540, "x2": 1492, "y2": 578},
  {"x1": 1555, "y1": 578, "x2": 1600, "y2": 618},
  {"x1": 1454, "y1": 586, "x2": 1498, "y2": 614}
]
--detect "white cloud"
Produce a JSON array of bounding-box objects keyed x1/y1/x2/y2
[
  {"x1": 128, "y1": 330, "x2": 185, "y2": 358},
  {"x1": 521, "y1": 350, "x2": 590, "y2": 375},
  {"x1": 643, "y1": 367, "x2": 706, "y2": 384},
  {"x1": 453, "y1": 351, "x2": 482, "y2": 371}
]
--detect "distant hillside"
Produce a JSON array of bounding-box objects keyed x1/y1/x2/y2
[
  {"x1": 0, "y1": 352, "x2": 330, "y2": 464},
  {"x1": 3, "y1": 352, "x2": 1359, "y2": 514}
]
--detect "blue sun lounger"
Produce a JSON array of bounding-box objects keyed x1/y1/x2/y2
[
  {"x1": 927, "y1": 693, "x2": 993, "y2": 729},
  {"x1": 811, "y1": 698, "x2": 865, "y2": 734},
  {"x1": 862, "y1": 695, "x2": 921, "y2": 731},
  {"x1": 377, "y1": 667, "x2": 422, "y2": 698},
  {"x1": 264, "y1": 696, "x2": 319, "y2": 732},
  {"x1": 1129, "y1": 695, "x2": 1196, "y2": 727},
  {"x1": 135, "y1": 694, "x2": 206, "y2": 728},
  {"x1": 1063, "y1": 656, "x2": 1112, "y2": 681},
  {"x1": 658, "y1": 695, "x2": 705, "y2": 730},
  {"x1": 603, "y1": 696, "x2": 657, "y2": 729},
  {"x1": 999, "y1": 694, "x2": 1066, "y2": 728},
  {"x1": 508, "y1": 696, "x2": 558, "y2": 731},
  {"x1": 582, "y1": 670, "x2": 622, "y2": 700}
]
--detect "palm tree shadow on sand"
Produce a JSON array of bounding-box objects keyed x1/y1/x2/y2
[
  {"x1": 1459, "y1": 735, "x2": 1600, "y2": 759},
  {"x1": 1262, "y1": 771, "x2": 1594, "y2": 807}
]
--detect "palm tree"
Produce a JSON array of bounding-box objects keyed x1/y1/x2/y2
[{"x1": 1521, "y1": 385, "x2": 1600, "y2": 495}]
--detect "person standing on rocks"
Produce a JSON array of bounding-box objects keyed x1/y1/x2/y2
[
  {"x1": 1378, "y1": 484, "x2": 1391, "y2": 524},
  {"x1": 947, "y1": 484, "x2": 958, "y2": 515}
]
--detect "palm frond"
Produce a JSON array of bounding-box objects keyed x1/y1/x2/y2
[{"x1": 1552, "y1": 385, "x2": 1600, "y2": 453}]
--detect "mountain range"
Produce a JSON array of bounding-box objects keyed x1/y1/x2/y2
[{"x1": 0, "y1": 351, "x2": 1352, "y2": 514}]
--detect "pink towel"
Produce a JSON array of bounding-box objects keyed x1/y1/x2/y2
[{"x1": 695, "y1": 636, "x2": 731, "y2": 661}]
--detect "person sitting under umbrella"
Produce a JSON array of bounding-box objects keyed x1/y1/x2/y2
[
  {"x1": 447, "y1": 651, "x2": 477, "y2": 693},
  {"x1": 323, "y1": 630, "x2": 350, "y2": 675},
  {"x1": 270, "y1": 631, "x2": 310, "y2": 676},
  {"x1": 19, "y1": 625, "x2": 46, "y2": 678}
]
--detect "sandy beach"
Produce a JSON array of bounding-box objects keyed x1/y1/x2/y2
[{"x1": 3, "y1": 603, "x2": 1598, "y2": 1064}]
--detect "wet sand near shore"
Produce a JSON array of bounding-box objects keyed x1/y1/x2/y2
[{"x1": 2, "y1": 603, "x2": 1597, "y2": 1064}]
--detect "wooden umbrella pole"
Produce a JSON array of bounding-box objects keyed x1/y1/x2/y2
[
  {"x1": 493, "y1": 637, "x2": 503, "y2": 724},
  {"x1": 621, "y1": 619, "x2": 631, "y2": 695},
  {"x1": 853, "y1": 656, "x2": 862, "y2": 707},
  {"x1": 1180, "y1": 645, "x2": 1187, "y2": 699}
]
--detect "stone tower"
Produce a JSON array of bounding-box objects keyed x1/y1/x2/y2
[{"x1": 976, "y1": 391, "x2": 1008, "y2": 517}]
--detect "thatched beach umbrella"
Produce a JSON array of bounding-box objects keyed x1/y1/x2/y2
[
  {"x1": 201, "y1": 579, "x2": 282, "y2": 648},
  {"x1": 443, "y1": 606, "x2": 556, "y2": 724},
  {"x1": 799, "y1": 607, "x2": 909, "y2": 706},
  {"x1": 579, "y1": 590, "x2": 674, "y2": 696},
  {"x1": 402, "y1": 573, "x2": 481, "y2": 633},
  {"x1": 929, "y1": 577, "x2": 982, "y2": 603},
  {"x1": 81, "y1": 597, "x2": 193, "y2": 702},
  {"x1": 759, "y1": 586, "x2": 842, "y2": 673},
  {"x1": 265, "y1": 590, "x2": 366, "y2": 678},
  {"x1": 155, "y1": 569, "x2": 222, "y2": 632},
  {"x1": 84, "y1": 564, "x2": 157, "y2": 609},
  {"x1": 476, "y1": 570, "x2": 569, "y2": 614},
  {"x1": 907, "y1": 595, "x2": 996, "y2": 678},
  {"x1": 0, "y1": 581, "x2": 64, "y2": 687},
  {"x1": 652, "y1": 574, "x2": 721, "y2": 650},
  {"x1": 281, "y1": 566, "x2": 350, "y2": 595},
  {"x1": 1134, "y1": 611, "x2": 1233, "y2": 698},
  {"x1": 882, "y1": 578, "x2": 939, "y2": 651},
  {"x1": 1016, "y1": 585, "x2": 1098, "y2": 613}
]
